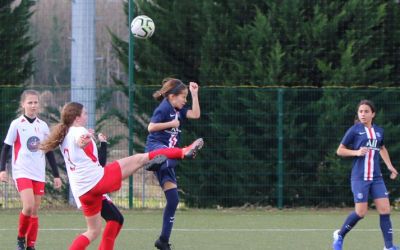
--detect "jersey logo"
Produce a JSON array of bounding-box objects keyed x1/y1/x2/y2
[
  {"x1": 358, "y1": 132, "x2": 366, "y2": 135},
  {"x1": 27, "y1": 136, "x2": 40, "y2": 152},
  {"x1": 366, "y1": 139, "x2": 377, "y2": 147}
]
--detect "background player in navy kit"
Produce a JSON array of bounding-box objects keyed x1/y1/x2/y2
[
  {"x1": 332, "y1": 100, "x2": 398, "y2": 250},
  {"x1": 0, "y1": 90, "x2": 62, "y2": 250},
  {"x1": 146, "y1": 78, "x2": 203, "y2": 250}
]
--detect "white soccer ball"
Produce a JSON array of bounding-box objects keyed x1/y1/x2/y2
[{"x1": 130, "y1": 15, "x2": 155, "y2": 39}]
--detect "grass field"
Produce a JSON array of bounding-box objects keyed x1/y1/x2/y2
[{"x1": 0, "y1": 208, "x2": 398, "y2": 250}]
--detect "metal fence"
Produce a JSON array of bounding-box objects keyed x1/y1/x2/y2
[{"x1": 1, "y1": 86, "x2": 400, "y2": 209}]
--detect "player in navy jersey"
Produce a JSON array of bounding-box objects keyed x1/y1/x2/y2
[
  {"x1": 332, "y1": 100, "x2": 399, "y2": 250},
  {"x1": 146, "y1": 78, "x2": 203, "y2": 250},
  {"x1": 0, "y1": 90, "x2": 62, "y2": 250}
]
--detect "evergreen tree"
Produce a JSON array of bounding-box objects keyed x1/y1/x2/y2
[
  {"x1": 110, "y1": 0, "x2": 400, "y2": 207},
  {"x1": 0, "y1": 0, "x2": 37, "y2": 134}
]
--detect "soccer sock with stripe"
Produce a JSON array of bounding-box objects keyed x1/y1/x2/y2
[
  {"x1": 18, "y1": 211, "x2": 31, "y2": 238},
  {"x1": 380, "y1": 214, "x2": 393, "y2": 248},
  {"x1": 26, "y1": 216, "x2": 38, "y2": 247},
  {"x1": 338, "y1": 211, "x2": 363, "y2": 237},
  {"x1": 160, "y1": 188, "x2": 179, "y2": 243}
]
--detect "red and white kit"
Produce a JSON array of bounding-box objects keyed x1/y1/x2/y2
[
  {"x1": 4, "y1": 115, "x2": 49, "y2": 182},
  {"x1": 60, "y1": 126, "x2": 104, "y2": 204}
]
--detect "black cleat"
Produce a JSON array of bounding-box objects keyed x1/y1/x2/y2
[
  {"x1": 183, "y1": 138, "x2": 204, "y2": 159},
  {"x1": 155, "y1": 237, "x2": 172, "y2": 250},
  {"x1": 16, "y1": 237, "x2": 25, "y2": 250},
  {"x1": 145, "y1": 155, "x2": 167, "y2": 171},
  {"x1": 26, "y1": 247, "x2": 36, "y2": 250}
]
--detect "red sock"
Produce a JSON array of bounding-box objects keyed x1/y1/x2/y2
[
  {"x1": 18, "y1": 212, "x2": 31, "y2": 238},
  {"x1": 69, "y1": 234, "x2": 90, "y2": 250},
  {"x1": 149, "y1": 148, "x2": 183, "y2": 160},
  {"x1": 26, "y1": 216, "x2": 38, "y2": 247},
  {"x1": 98, "y1": 221, "x2": 123, "y2": 250}
]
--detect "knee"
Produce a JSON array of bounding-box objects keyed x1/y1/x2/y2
[{"x1": 22, "y1": 205, "x2": 34, "y2": 216}]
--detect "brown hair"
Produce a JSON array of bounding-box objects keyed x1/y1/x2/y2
[
  {"x1": 40, "y1": 102, "x2": 83, "y2": 152},
  {"x1": 18, "y1": 89, "x2": 40, "y2": 115},
  {"x1": 152, "y1": 78, "x2": 187, "y2": 101},
  {"x1": 354, "y1": 99, "x2": 376, "y2": 124}
]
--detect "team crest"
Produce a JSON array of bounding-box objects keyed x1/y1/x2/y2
[
  {"x1": 27, "y1": 136, "x2": 40, "y2": 152},
  {"x1": 357, "y1": 193, "x2": 363, "y2": 200}
]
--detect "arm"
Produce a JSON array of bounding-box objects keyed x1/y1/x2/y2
[
  {"x1": 380, "y1": 145, "x2": 398, "y2": 179},
  {"x1": 45, "y1": 151, "x2": 62, "y2": 189},
  {"x1": 186, "y1": 82, "x2": 200, "y2": 119},
  {"x1": 76, "y1": 128, "x2": 95, "y2": 148},
  {"x1": 148, "y1": 120, "x2": 179, "y2": 133},
  {"x1": 336, "y1": 144, "x2": 369, "y2": 157},
  {"x1": 0, "y1": 144, "x2": 11, "y2": 182},
  {"x1": 98, "y1": 133, "x2": 108, "y2": 167}
]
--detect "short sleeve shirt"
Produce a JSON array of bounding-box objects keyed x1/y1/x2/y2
[
  {"x1": 4, "y1": 115, "x2": 49, "y2": 181},
  {"x1": 340, "y1": 123, "x2": 384, "y2": 181}
]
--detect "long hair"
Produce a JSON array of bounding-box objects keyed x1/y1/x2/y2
[
  {"x1": 354, "y1": 99, "x2": 376, "y2": 124},
  {"x1": 152, "y1": 78, "x2": 187, "y2": 101},
  {"x1": 40, "y1": 102, "x2": 83, "y2": 152},
  {"x1": 18, "y1": 89, "x2": 40, "y2": 115}
]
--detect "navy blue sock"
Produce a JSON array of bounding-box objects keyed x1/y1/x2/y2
[
  {"x1": 338, "y1": 211, "x2": 363, "y2": 238},
  {"x1": 160, "y1": 188, "x2": 179, "y2": 242},
  {"x1": 380, "y1": 214, "x2": 393, "y2": 248}
]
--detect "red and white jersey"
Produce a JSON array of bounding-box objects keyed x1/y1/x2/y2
[
  {"x1": 4, "y1": 115, "x2": 49, "y2": 181},
  {"x1": 60, "y1": 126, "x2": 104, "y2": 200}
]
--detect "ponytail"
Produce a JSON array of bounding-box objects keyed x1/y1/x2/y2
[{"x1": 152, "y1": 78, "x2": 187, "y2": 101}]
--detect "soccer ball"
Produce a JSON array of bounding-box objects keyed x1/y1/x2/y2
[{"x1": 130, "y1": 15, "x2": 155, "y2": 39}]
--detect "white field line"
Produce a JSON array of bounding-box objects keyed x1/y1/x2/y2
[{"x1": 0, "y1": 228, "x2": 392, "y2": 232}]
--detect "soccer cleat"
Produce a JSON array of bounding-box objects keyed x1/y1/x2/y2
[
  {"x1": 144, "y1": 155, "x2": 167, "y2": 171},
  {"x1": 26, "y1": 247, "x2": 36, "y2": 250},
  {"x1": 155, "y1": 237, "x2": 172, "y2": 250},
  {"x1": 182, "y1": 138, "x2": 204, "y2": 159},
  {"x1": 16, "y1": 237, "x2": 25, "y2": 250},
  {"x1": 332, "y1": 230, "x2": 343, "y2": 250},
  {"x1": 384, "y1": 246, "x2": 399, "y2": 250}
]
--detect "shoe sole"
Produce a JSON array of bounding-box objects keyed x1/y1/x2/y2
[
  {"x1": 184, "y1": 138, "x2": 204, "y2": 159},
  {"x1": 144, "y1": 155, "x2": 167, "y2": 171}
]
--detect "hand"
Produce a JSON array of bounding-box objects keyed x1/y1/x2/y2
[
  {"x1": 388, "y1": 166, "x2": 398, "y2": 180},
  {"x1": 98, "y1": 133, "x2": 109, "y2": 143},
  {"x1": 356, "y1": 147, "x2": 369, "y2": 156},
  {"x1": 0, "y1": 171, "x2": 8, "y2": 183},
  {"x1": 169, "y1": 119, "x2": 180, "y2": 128},
  {"x1": 189, "y1": 82, "x2": 199, "y2": 96},
  {"x1": 87, "y1": 128, "x2": 95, "y2": 138},
  {"x1": 53, "y1": 177, "x2": 62, "y2": 189}
]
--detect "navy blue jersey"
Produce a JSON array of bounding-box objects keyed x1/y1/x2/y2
[
  {"x1": 340, "y1": 123, "x2": 384, "y2": 181},
  {"x1": 146, "y1": 98, "x2": 188, "y2": 148}
]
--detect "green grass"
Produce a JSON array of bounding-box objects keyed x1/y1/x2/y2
[{"x1": 0, "y1": 208, "x2": 398, "y2": 249}]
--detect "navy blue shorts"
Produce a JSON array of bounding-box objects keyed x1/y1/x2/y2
[
  {"x1": 146, "y1": 144, "x2": 178, "y2": 187},
  {"x1": 351, "y1": 178, "x2": 388, "y2": 203}
]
